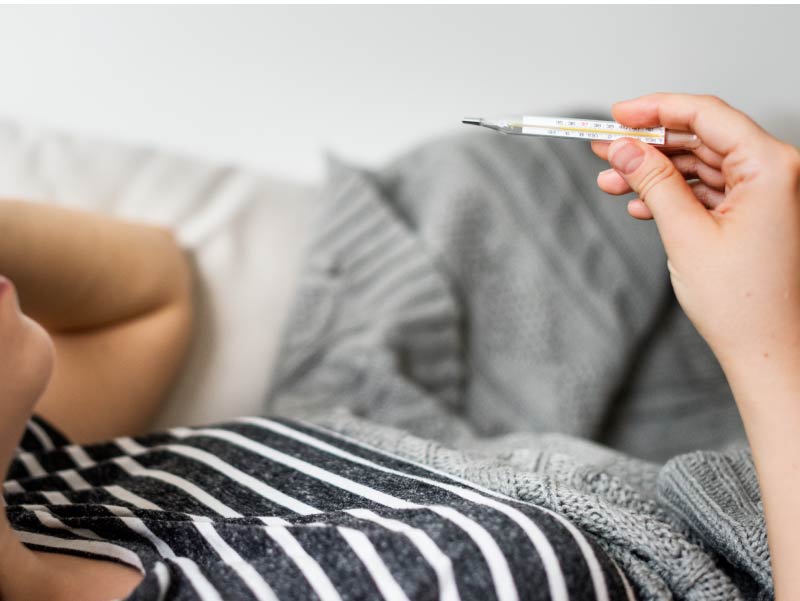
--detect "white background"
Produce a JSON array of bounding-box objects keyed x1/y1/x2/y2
[{"x1": 0, "y1": 5, "x2": 797, "y2": 183}]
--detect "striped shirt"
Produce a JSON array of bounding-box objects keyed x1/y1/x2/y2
[{"x1": 5, "y1": 416, "x2": 635, "y2": 601}]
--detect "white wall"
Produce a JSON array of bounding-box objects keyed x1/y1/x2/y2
[{"x1": 0, "y1": 5, "x2": 797, "y2": 183}]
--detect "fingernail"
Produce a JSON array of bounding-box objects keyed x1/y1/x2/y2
[
  {"x1": 598, "y1": 168, "x2": 616, "y2": 177},
  {"x1": 609, "y1": 142, "x2": 644, "y2": 174}
]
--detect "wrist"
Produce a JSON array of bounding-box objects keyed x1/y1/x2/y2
[
  {"x1": 717, "y1": 343, "x2": 800, "y2": 426},
  {"x1": 717, "y1": 342, "x2": 800, "y2": 601}
]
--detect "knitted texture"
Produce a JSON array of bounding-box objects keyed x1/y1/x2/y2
[
  {"x1": 269, "y1": 131, "x2": 743, "y2": 460},
  {"x1": 267, "y1": 131, "x2": 766, "y2": 598},
  {"x1": 311, "y1": 410, "x2": 770, "y2": 601},
  {"x1": 659, "y1": 449, "x2": 773, "y2": 599}
]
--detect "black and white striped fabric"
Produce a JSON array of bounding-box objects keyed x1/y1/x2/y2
[{"x1": 5, "y1": 416, "x2": 635, "y2": 601}]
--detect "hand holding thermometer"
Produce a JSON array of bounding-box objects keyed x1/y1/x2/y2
[{"x1": 462, "y1": 115, "x2": 700, "y2": 149}]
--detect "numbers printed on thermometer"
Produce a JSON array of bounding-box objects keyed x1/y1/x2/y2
[{"x1": 522, "y1": 116, "x2": 666, "y2": 145}]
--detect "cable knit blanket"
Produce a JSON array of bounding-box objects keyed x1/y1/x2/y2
[{"x1": 267, "y1": 131, "x2": 771, "y2": 599}]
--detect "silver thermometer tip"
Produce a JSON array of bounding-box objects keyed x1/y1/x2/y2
[{"x1": 462, "y1": 117, "x2": 482, "y2": 126}]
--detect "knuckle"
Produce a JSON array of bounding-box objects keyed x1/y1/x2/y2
[
  {"x1": 637, "y1": 161, "x2": 676, "y2": 199},
  {"x1": 702, "y1": 94, "x2": 728, "y2": 108},
  {"x1": 787, "y1": 146, "x2": 800, "y2": 194},
  {"x1": 784, "y1": 143, "x2": 800, "y2": 172},
  {"x1": 767, "y1": 143, "x2": 800, "y2": 180},
  {"x1": 673, "y1": 153, "x2": 698, "y2": 173},
  {"x1": 689, "y1": 181, "x2": 707, "y2": 198}
]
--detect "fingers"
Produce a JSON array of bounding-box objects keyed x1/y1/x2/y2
[
  {"x1": 688, "y1": 145, "x2": 725, "y2": 169},
  {"x1": 599, "y1": 173, "x2": 725, "y2": 211},
  {"x1": 597, "y1": 168, "x2": 630, "y2": 195},
  {"x1": 592, "y1": 139, "x2": 725, "y2": 169},
  {"x1": 627, "y1": 199, "x2": 653, "y2": 220},
  {"x1": 611, "y1": 93, "x2": 765, "y2": 156},
  {"x1": 597, "y1": 152, "x2": 726, "y2": 195},
  {"x1": 669, "y1": 154, "x2": 726, "y2": 189},
  {"x1": 591, "y1": 140, "x2": 611, "y2": 159},
  {"x1": 625, "y1": 182, "x2": 724, "y2": 221},
  {"x1": 690, "y1": 181, "x2": 726, "y2": 209},
  {"x1": 607, "y1": 138, "x2": 716, "y2": 250}
]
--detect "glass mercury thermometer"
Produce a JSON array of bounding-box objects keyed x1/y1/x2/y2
[{"x1": 462, "y1": 115, "x2": 700, "y2": 149}]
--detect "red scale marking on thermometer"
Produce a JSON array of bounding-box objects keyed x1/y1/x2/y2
[
  {"x1": 521, "y1": 116, "x2": 665, "y2": 144},
  {"x1": 461, "y1": 115, "x2": 699, "y2": 149}
]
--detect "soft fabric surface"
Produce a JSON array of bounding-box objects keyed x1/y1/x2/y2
[
  {"x1": 0, "y1": 121, "x2": 770, "y2": 599},
  {"x1": 0, "y1": 120, "x2": 315, "y2": 428},
  {"x1": 7, "y1": 415, "x2": 634, "y2": 601},
  {"x1": 313, "y1": 410, "x2": 770, "y2": 601},
  {"x1": 267, "y1": 132, "x2": 770, "y2": 599},
  {"x1": 268, "y1": 131, "x2": 744, "y2": 460}
]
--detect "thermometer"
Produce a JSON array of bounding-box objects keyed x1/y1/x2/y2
[{"x1": 462, "y1": 115, "x2": 700, "y2": 149}]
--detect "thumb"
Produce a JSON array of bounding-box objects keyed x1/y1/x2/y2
[{"x1": 608, "y1": 138, "x2": 715, "y2": 249}]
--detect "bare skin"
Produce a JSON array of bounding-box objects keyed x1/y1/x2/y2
[
  {"x1": 0, "y1": 202, "x2": 194, "y2": 443},
  {"x1": 1, "y1": 94, "x2": 799, "y2": 600},
  {"x1": 592, "y1": 93, "x2": 800, "y2": 600},
  {"x1": 0, "y1": 276, "x2": 146, "y2": 600},
  {"x1": 0, "y1": 203, "x2": 193, "y2": 601}
]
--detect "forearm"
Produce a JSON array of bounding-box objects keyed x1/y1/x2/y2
[
  {"x1": 721, "y1": 348, "x2": 800, "y2": 600},
  {"x1": 594, "y1": 92, "x2": 800, "y2": 599},
  {"x1": 0, "y1": 199, "x2": 193, "y2": 442},
  {"x1": 0, "y1": 200, "x2": 189, "y2": 331}
]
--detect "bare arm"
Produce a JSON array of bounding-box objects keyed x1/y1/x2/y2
[
  {"x1": 593, "y1": 93, "x2": 800, "y2": 599},
  {"x1": 0, "y1": 200, "x2": 193, "y2": 443},
  {"x1": 722, "y1": 352, "x2": 800, "y2": 598}
]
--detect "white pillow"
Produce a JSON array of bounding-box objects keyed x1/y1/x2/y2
[{"x1": 0, "y1": 121, "x2": 316, "y2": 428}]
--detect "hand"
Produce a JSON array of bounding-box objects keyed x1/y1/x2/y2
[{"x1": 592, "y1": 93, "x2": 800, "y2": 372}]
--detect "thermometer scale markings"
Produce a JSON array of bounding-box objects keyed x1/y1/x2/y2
[{"x1": 519, "y1": 116, "x2": 666, "y2": 145}]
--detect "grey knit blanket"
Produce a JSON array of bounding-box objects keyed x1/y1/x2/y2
[{"x1": 267, "y1": 131, "x2": 771, "y2": 599}]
